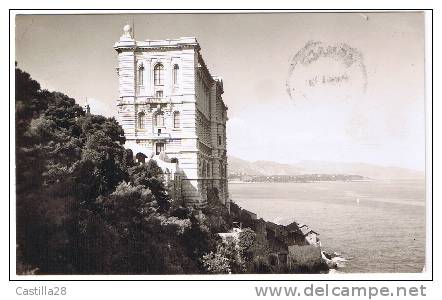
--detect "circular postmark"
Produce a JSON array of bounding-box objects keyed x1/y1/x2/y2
[{"x1": 286, "y1": 41, "x2": 367, "y2": 103}]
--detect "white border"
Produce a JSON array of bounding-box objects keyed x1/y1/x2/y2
[{"x1": 7, "y1": 8, "x2": 433, "y2": 282}]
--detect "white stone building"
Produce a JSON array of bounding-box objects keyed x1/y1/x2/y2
[{"x1": 114, "y1": 25, "x2": 229, "y2": 208}]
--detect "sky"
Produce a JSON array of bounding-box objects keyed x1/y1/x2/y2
[{"x1": 15, "y1": 12, "x2": 426, "y2": 170}]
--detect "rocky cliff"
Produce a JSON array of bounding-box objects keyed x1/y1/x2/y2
[{"x1": 228, "y1": 202, "x2": 329, "y2": 273}]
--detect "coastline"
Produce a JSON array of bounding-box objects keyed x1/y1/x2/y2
[
  {"x1": 229, "y1": 179, "x2": 425, "y2": 273},
  {"x1": 228, "y1": 201, "x2": 337, "y2": 273}
]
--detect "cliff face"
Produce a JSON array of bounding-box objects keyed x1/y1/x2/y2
[{"x1": 229, "y1": 202, "x2": 328, "y2": 273}]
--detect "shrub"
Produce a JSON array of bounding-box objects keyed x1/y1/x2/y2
[
  {"x1": 250, "y1": 256, "x2": 272, "y2": 274},
  {"x1": 238, "y1": 227, "x2": 256, "y2": 251}
]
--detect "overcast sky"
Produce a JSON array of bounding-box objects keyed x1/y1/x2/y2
[{"x1": 15, "y1": 12, "x2": 425, "y2": 170}]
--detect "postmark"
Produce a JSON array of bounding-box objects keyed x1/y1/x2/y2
[{"x1": 286, "y1": 41, "x2": 367, "y2": 103}]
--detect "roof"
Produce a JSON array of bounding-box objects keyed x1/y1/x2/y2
[
  {"x1": 300, "y1": 226, "x2": 319, "y2": 236},
  {"x1": 115, "y1": 36, "x2": 200, "y2": 51}
]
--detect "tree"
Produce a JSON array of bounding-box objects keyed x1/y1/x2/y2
[
  {"x1": 128, "y1": 160, "x2": 170, "y2": 212},
  {"x1": 201, "y1": 236, "x2": 247, "y2": 274},
  {"x1": 15, "y1": 67, "x2": 129, "y2": 274},
  {"x1": 238, "y1": 227, "x2": 257, "y2": 265},
  {"x1": 201, "y1": 249, "x2": 231, "y2": 274},
  {"x1": 15, "y1": 66, "x2": 222, "y2": 275}
]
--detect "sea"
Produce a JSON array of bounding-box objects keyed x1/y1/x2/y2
[{"x1": 229, "y1": 179, "x2": 426, "y2": 273}]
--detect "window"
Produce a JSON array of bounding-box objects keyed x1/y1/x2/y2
[
  {"x1": 173, "y1": 64, "x2": 179, "y2": 85},
  {"x1": 156, "y1": 90, "x2": 163, "y2": 98},
  {"x1": 138, "y1": 112, "x2": 145, "y2": 129},
  {"x1": 155, "y1": 112, "x2": 164, "y2": 127},
  {"x1": 138, "y1": 65, "x2": 144, "y2": 86},
  {"x1": 154, "y1": 63, "x2": 164, "y2": 85},
  {"x1": 218, "y1": 135, "x2": 222, "y2": 146},
  {"x1": 156, "y1": 143, "x2": 165, "y2": 155},
  {"x1": 173, "y1": 111, "x2": 180, "y2": 128}
]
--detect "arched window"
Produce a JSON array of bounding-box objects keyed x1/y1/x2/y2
[
  {"x1": 138, "y1": 112, "x2": 145, "y2": 129},
  {"x1": 173, "y1": 64, "x2": 179, "y2": 85},
  {"x1": 154, "y1": 63, "x2": 164, "y2": 86},
  {"x1": 173, "y1": 111, "x2": 180, "y2": 128},
  {"x1": 138, "y1": 64, "x2": 144, "y2": 86},
  {"x1": 154, "y1": 111, "x2": 164, "y2": 127}
]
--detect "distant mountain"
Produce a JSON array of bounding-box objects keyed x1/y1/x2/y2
[
  {"x1": 228, "y1": 156, "x2": 304, "y2": 176},
  {"x1": 228, "y1": 156, "x2": 425, "y2": 180}
]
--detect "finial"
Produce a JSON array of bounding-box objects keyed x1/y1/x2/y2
[{"x1": 122, "y1": 24, "x2": 133, "y2": 39}]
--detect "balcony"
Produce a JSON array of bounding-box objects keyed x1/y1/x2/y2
[
  {"x1": 133, "y1": 97, "x2": 171, "y2": 104},
  {"x1": 118, "y1": 97, "x2": 171, "y2": 106},
  {"x1": 150, "y1": 132, "x2": 172, "y2": 140}
]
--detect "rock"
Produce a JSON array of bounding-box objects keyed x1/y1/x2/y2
[
  {"x1": 321, "y1": 251, "x2": 338, "y2": 269},
  {"x1": 323, "y1": 251, "x2": 333, "y2": 260}
]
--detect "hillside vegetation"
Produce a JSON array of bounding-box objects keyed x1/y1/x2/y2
[{"x1": 16, "y1": 67, "x2": 227, "y2": 274}]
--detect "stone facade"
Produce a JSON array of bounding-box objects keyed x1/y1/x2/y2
[{"x1": 114, "y1": 25, "x2": 229, "y2": 208}]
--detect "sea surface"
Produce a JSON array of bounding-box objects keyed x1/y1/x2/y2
[{"x1": 229, "y1": 180, "x2": 426, "y2": 273}]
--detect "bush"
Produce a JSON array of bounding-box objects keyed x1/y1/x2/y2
[
  {"x1": 201, "y1": 236, "x2": 247, "y2": 274},
  {"x1": 238, "y1": 228, "x2": 256, "y2": 251},
  {"x1": 201, "y1": 251, "x2": 231, "y2": 274},
  {"x1": 250, "y1": 256, "x2": 272, "y2": 274}
]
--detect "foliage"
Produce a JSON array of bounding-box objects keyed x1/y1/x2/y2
[
  {"x1": 128, "y1": 161, "x2": 171, "y2": 212},
  {"x1": 201, "y1": 228, "x2": 261, "y2": 274},
  {"x1": 201, "y1": 249, "x2": 231, "y2": 274},
  {"x1": 238, "y1": 227, "x2": 256, "y2": 251},
  {"x1": 15, "y1": 66, "x2": 217, "y2": 275},
  {"x1": 238, "y1": 227, "x2": 257, "y2": 265},
  {"x1": 200, "y1": 237, "x2": 245, "y2": 274},
  {"x1": 250, "y1": 256, "x2": 272, "y2": 274},
  {"x1": 201, "y1": 188, "x2": 232, "y2": 233}
]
